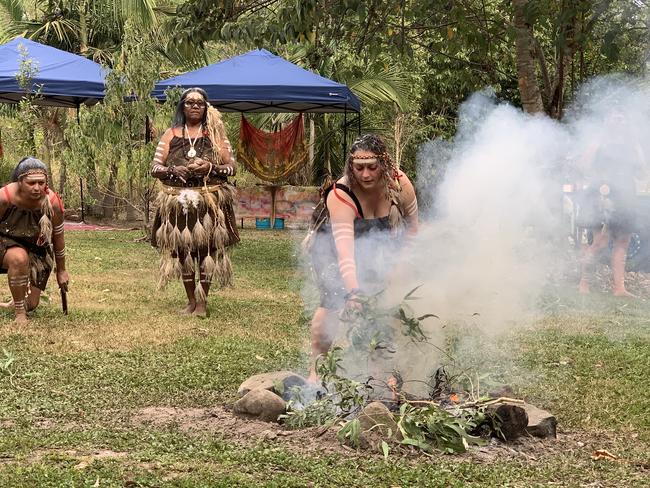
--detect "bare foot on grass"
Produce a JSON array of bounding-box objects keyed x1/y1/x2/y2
[
  {"x1": 0, "y1": 299, "x2": 14, "y2": 309},
  {"x1": 13, "y1": 312, "x2": 28, "y2": 324},
  {"x1": 613, "y1": 289, "x2": 637, "y2": 298},
  {"x1": 192, "y1": 301, "x2": 207, "y2": 317},
  {"x1": 180, "y1": 302, "x2": 196, "y2": 314}
]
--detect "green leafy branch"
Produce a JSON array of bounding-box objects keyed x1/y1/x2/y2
[
  {"x1": 280, "y1": 347, "x2": 371, "y2": 430},
  {"x1": 397, "y1": 402, "x2": 488, "y2": 454},
  {"x1": 339, "y1": 286, "x2": 439, "y2": 360}
]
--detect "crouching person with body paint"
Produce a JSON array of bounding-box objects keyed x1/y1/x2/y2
[
  {"x1": 150, "y1": 88, "x2": 240, "y2": 317},
  {"x1": 0, "y1": 157, "x2": 69, "y2": 323},
  {"x1": 304, "y1": 134, "x2": 418, "y2": 381}
]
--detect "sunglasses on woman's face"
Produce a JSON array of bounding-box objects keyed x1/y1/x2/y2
[{"x1": 184, "y1": 100, "x2": 206, "y2": 108}]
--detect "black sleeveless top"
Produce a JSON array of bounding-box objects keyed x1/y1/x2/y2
[{"x1": 319, "y1": 183, "x2": 391, "y2": 235}]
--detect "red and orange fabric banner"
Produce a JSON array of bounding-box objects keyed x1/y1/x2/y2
[{"x1": 238, "y1": 114, "x2": 308, "y2": 183}]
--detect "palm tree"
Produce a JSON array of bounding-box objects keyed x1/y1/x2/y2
[{"x1": 0, "y1": 0, "x2": 162, "y2": 63}]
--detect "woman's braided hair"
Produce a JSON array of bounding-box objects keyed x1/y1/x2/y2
[{"x1": 343, "y1": 134, "x2": 403, "y2": 228}]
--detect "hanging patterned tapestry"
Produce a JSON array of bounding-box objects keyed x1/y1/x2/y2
[{"x1": 238, "y1": 114, "x2": 308, "y2": 183}]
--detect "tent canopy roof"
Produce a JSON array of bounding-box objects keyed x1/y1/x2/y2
[
  {"x1": 0, "y1": 37, "x2": 107, "y2": 107},
  {"x1": 152, "y1": 49, "x2": 360, "y2": 113}
]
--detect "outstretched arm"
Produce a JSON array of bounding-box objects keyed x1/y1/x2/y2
[{"x1": 326, "y1": 187, "x2": 359, "y2": 294}]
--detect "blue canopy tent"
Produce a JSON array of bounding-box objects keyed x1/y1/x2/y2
[
  {"x1": 152, "y1": 48, "x2": 361, "y2": 169},
  {"x1": 0, "y1": 37, "x2": 108, "y2": 221},
  {"x1": 0, "y1": 37, "x2": 107, "y2": 107},
  {"x1": 152, "y1": 48, "x2": 360, "y2": 114}
]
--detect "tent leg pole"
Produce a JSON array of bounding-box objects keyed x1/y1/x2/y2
[
  {"x1": 76, "y1": 103, "x2": 84, "y2": 223},
  {"x1": 343, "y1": 109, "x2": 348, "y2": 163},
  {"x1": 145, "y1": 116, "x2": 151, "y2": 144},
  {"x1": 80, "y1": 177, "x2": 85, "y2": 223}
]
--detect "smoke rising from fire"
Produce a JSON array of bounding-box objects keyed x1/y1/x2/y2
[{"x1": 304, "y1": 76, "x2": 650, "y2": 395}]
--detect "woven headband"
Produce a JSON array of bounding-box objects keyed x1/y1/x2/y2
[{"x1": 19, "y1": 169, "x2": 47, "y2": 180}]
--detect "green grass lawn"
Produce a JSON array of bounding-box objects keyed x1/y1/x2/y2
[{"x1": 0, "y1": 230, "x2": 648, "y2": 487}]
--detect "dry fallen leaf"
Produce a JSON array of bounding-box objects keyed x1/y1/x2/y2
[
  {"x1": 591, "y1": 449, "x2": 619, "y2": 461},
  {"x1": 255, "y1": 355, "x2": 265, "y2": 361}
]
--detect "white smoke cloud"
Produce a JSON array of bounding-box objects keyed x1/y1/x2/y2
[{"x1": 305, "y1": 76, "x2": 650, "y2": 397}]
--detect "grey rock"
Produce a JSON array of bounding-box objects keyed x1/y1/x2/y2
[
  {"x1": 522, "y1": 403, "x2": 557, "y2": 439},
  {"x1": 233, "y1": 389, "x2": 287, "y2": 423},
  {"x1": 486, "y1": 403, "x2": 529, "y2": 441},
  {"x1": 237, "y1": 371, "x2": 308, "y2": 400},
  {"x1": 357, "y1": 401, "x2": 400, "y2": 439}
]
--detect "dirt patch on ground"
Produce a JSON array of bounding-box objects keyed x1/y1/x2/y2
[
  {"x1": 23, "y1": 448, "x2": 128, "y2": 467},
  {"x1": 128, "y1": 405, "x2": 620, "y2": 465},
  {"x1": 2, "y1": 407, "x2": 647, "y2": 475},
  {"x1": 130, "y1": 406, "x2": 350, "y2": 458}
]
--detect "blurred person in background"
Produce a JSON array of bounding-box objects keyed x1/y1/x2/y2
[{"x1": 577, "y1": 110, "x2": 647, "y2": 297}]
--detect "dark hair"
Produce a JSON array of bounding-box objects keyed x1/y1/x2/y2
[
  {"x1": 11, "y1": 156, "x2": 48, "y2": 182},
  {"x1": 173, "y1": 87, "x2": 209, "y2": 127}
]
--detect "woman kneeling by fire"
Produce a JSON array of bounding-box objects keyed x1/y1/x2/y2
[
  {"x1": 304, "y1": 134, "x2": 419, "y2": 382},
  {"x1": 150, "y1": 88, "x2": 239, "y2": 317}
]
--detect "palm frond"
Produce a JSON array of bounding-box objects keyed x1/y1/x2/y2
[
  {"x1": 0, "y1": 0, "x2": 24, "y2": 22},
  {"x1": 29, "y1": 18, "x2": 79, "y2": 48},
  {"x1": 0, "y1": 0, "x2": 26, "y2": 42},
  {"x1": 348, "y1": 66, "x2": 411, "y2": 111},
  {"x1": 119, "y1": 0, "x2": 157, "y2": 28}
]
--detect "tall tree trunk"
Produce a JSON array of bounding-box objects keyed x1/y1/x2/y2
[
  {"x1": 513, "y1": 0, "x2": 545, "y2": 114},
  {"x1": 548, "y1": 3, "x2": 579, "y2": 119},
  {"x1": 79, "y1": 1, "x2": 88, "y2": 54},
  {"x1": 59, "y1": 159, "x2": 67, "y2": 197},
  {"x1": 126, "y1": 178, "x2": 136, "y2": 220},
  {"x1": 102, "y1": 160, "x2": 118, "y2": 219},
  {"x1": 393, "y1": 107, "x2": 404, "y2": 169}
]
